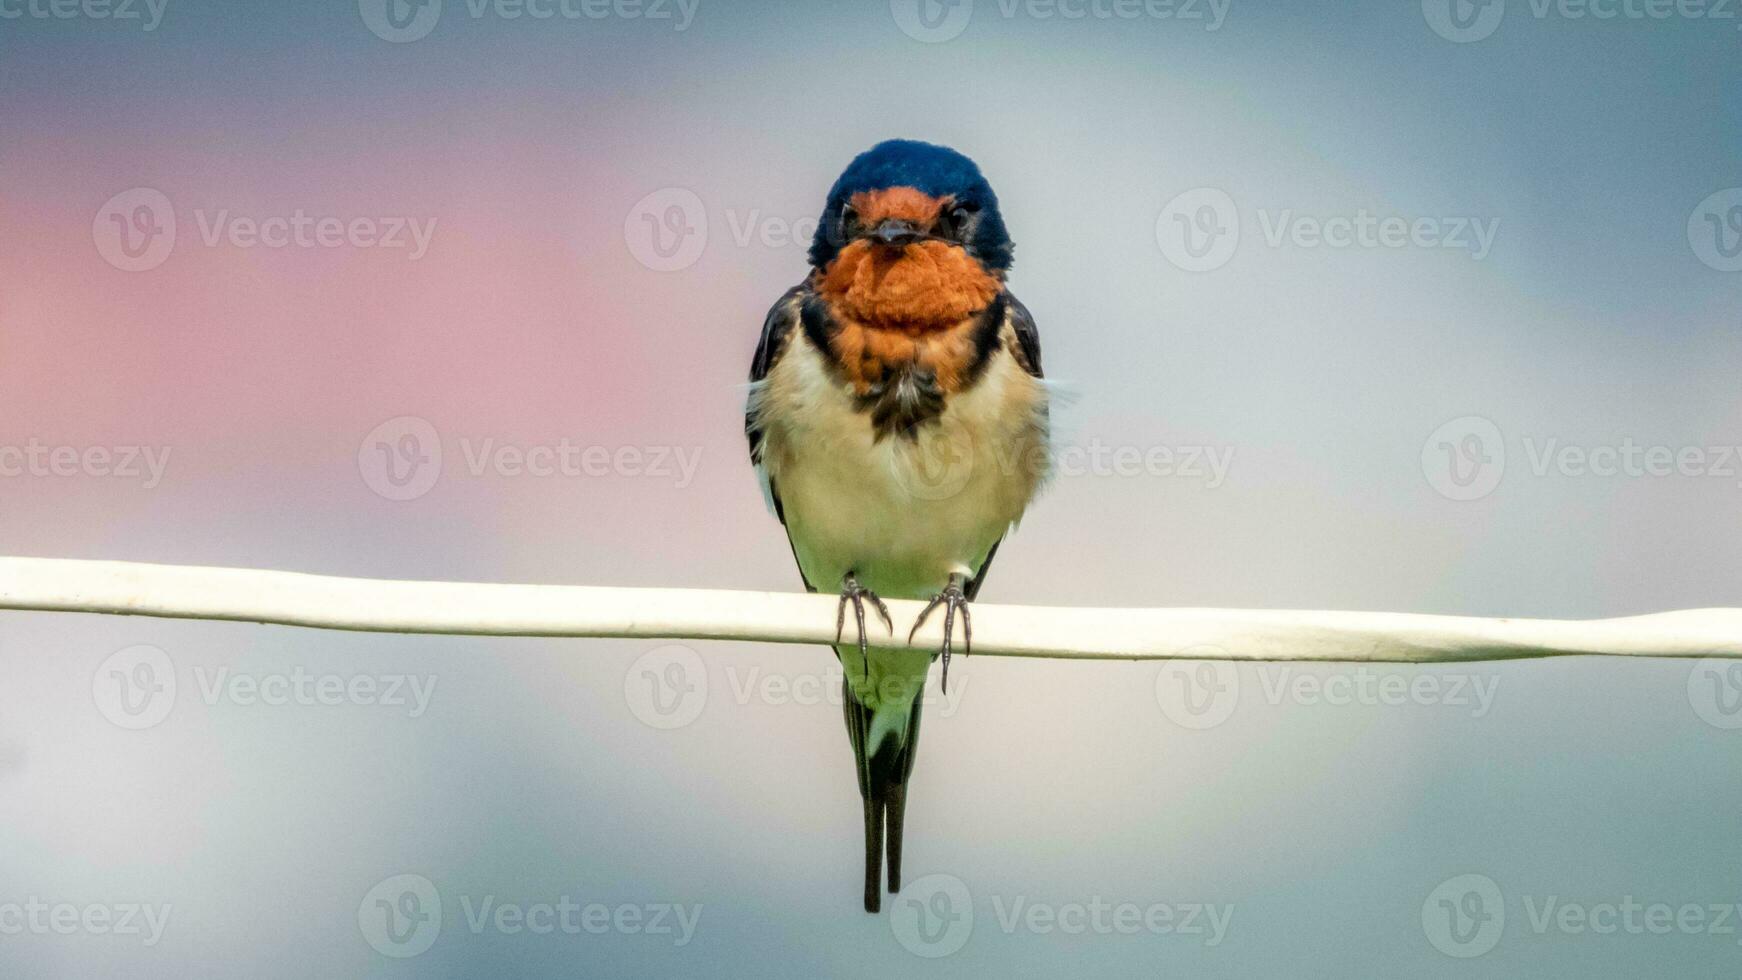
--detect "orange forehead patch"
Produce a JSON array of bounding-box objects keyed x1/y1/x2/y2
[{"x1": 848, "y1": 186, "x2": 949, "y2": 227}]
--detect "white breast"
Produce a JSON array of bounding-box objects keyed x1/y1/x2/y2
[{"x1": 752, "y1": 333, "x2": 1049, "y2": 602}]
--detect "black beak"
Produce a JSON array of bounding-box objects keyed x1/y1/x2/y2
[{"x1": 872, "y1": 220, "x2": 923, "y2": 248}]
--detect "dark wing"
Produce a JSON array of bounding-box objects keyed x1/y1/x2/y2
[
  {"x1": 747, "y1": 283, "x2": 816, "y2": 591},
  {"x1": 1005, "y1": 291, "x2": 1044, "y2": 380},
  {"x1": 965, "y1": 291, "x2": 1044, "y2": 601}
]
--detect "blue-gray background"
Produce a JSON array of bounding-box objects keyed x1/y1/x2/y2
[{"x1": 2, "y1": 0, "x2": 1739, "y2": 975}]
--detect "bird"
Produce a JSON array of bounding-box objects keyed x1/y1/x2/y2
[{"x1": 745, "y1": 139, "x2": 1049, "y2": 912}]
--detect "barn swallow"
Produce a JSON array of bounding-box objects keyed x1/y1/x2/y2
[{"x1": 746, "y1": 140, "x2": 1048, "y2": 912}]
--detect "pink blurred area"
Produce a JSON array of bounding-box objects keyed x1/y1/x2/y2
[{"x1": 0, "y1": 129, "x2": 785, "y2": 583}]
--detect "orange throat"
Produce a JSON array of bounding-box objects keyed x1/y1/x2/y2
[
  {"x1": 814, "y1": 242, "x2": 1002, "y2": 396},
  {"x1": 816, "y1": 240, "x2": 1001, "y2": 330}
]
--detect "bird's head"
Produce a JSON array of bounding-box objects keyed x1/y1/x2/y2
[{"x1": 808, "y1": 140, "x2": 1013, "y2": 328}]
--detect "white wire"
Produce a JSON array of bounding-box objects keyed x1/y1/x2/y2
[{"x1": 0, "y1": 556, "x2": 1737, "y2": 662}]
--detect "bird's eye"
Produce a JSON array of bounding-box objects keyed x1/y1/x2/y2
[
  {"x1": 940, "y1": 203, "x2": 977, "y2": 240},
  {"x1": 839, "y1": 205, "x2": 860, "y2": 237}
]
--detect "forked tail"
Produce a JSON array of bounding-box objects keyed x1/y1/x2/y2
[{"x1": 842, "y1": 679, "x2": 924, "y2": 913}]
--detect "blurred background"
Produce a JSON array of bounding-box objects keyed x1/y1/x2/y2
[{"x1": 2, "y1": 0, "x2": 1740, "y2": 975}]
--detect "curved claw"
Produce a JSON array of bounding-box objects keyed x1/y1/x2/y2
[
  {"x1": 908, "y1": 573, "x2": 971, "y2": 694},
  {"x1": 836, "y1": 573, "x2": 893, "y2": 681}
]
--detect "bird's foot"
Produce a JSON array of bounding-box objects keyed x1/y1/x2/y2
[
  {"x1": 909, "y1": 572, "x2": 971, "y2": 694},
  {"x1": 836, "y1": 572, "x2": 894, "y2": 680}
]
